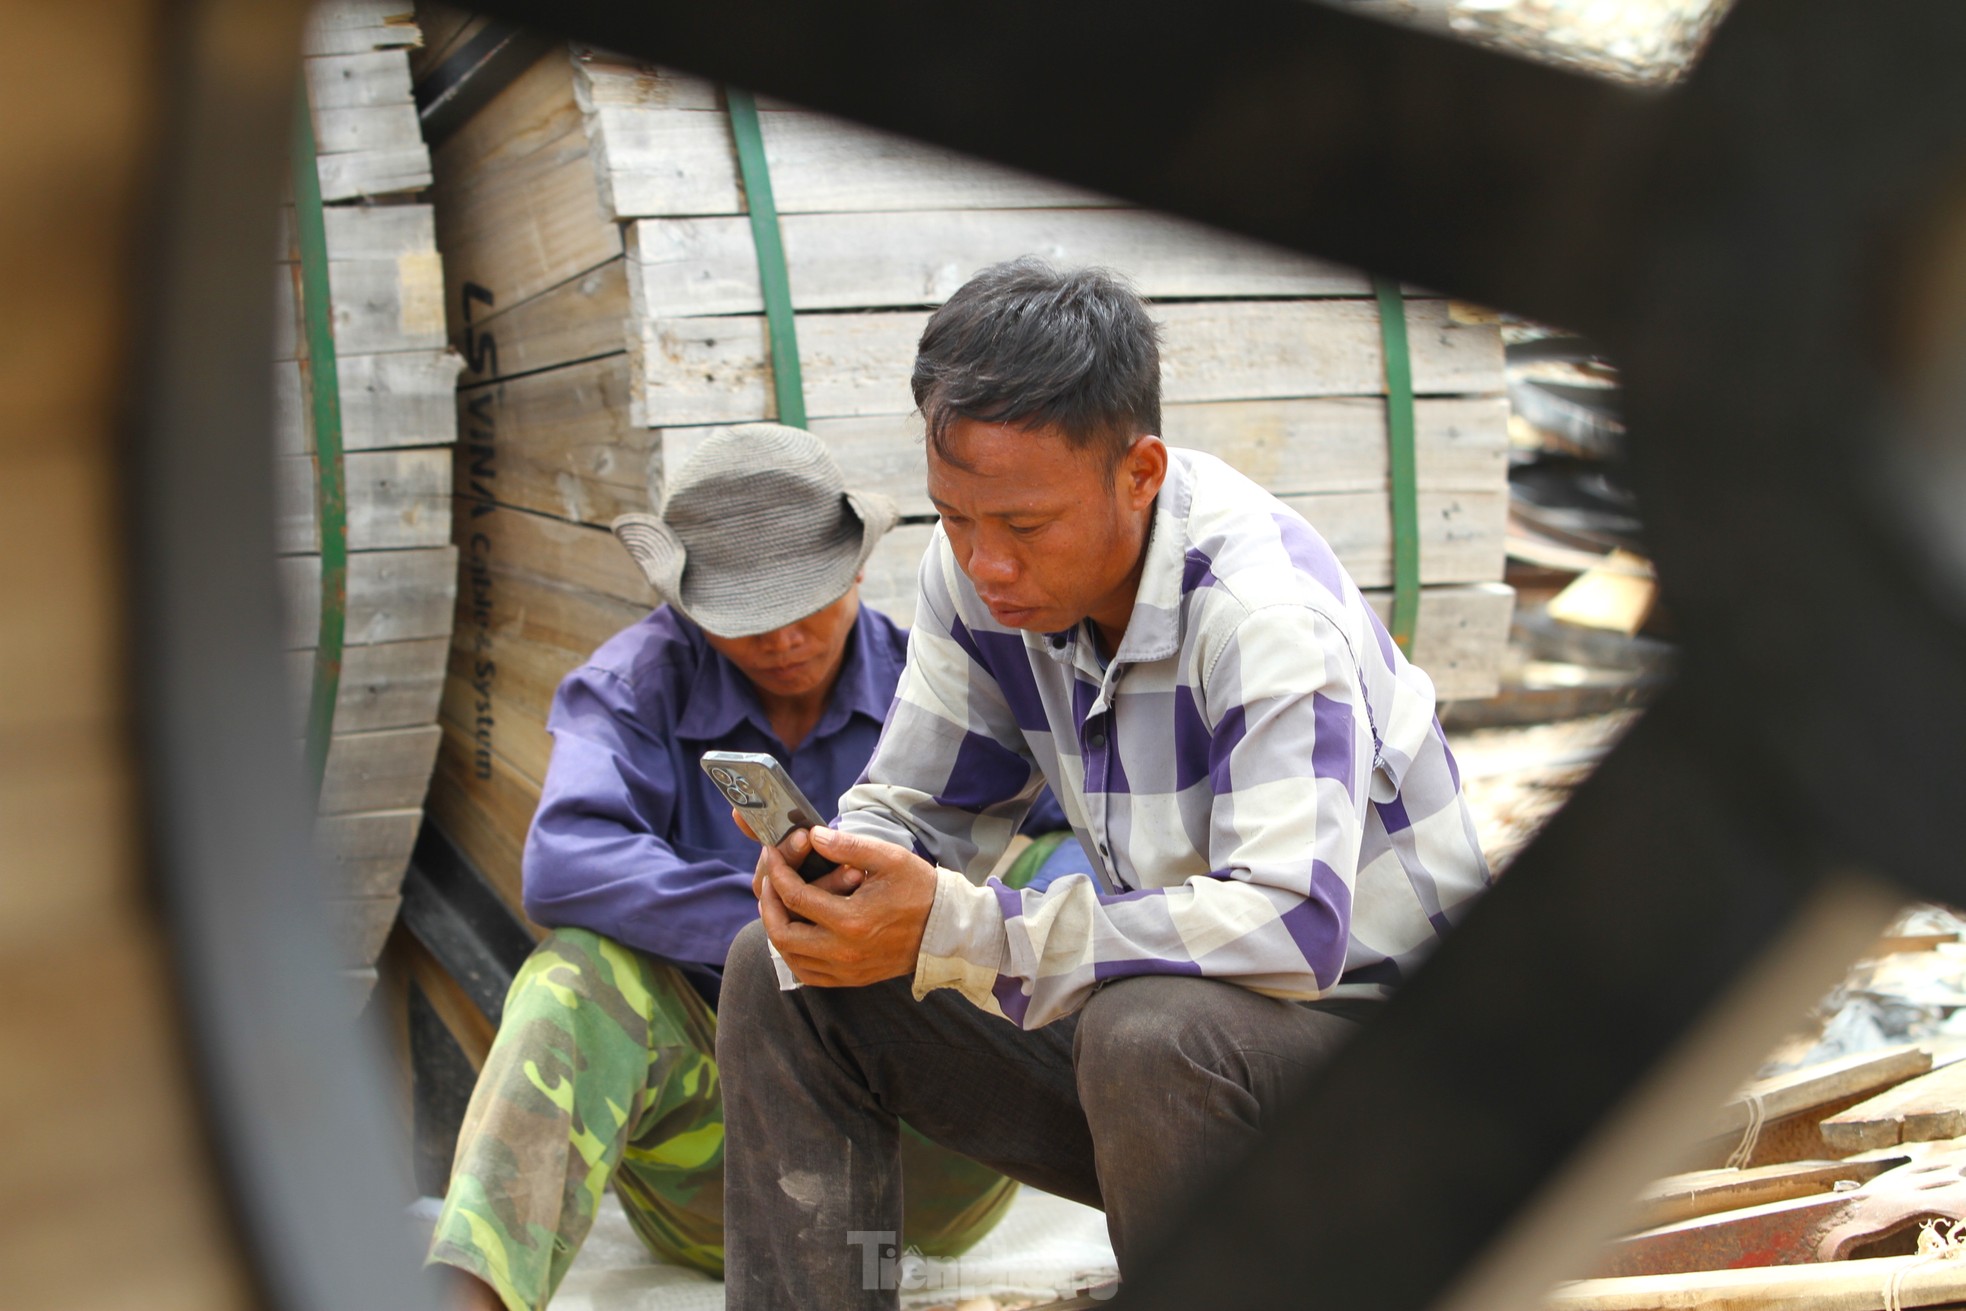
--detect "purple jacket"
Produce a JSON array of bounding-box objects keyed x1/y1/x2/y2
[{"x1": 522, "y1": 602, "x2": 1065, "y2": 1004}]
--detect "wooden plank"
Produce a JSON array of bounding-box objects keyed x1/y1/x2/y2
[
  {"x1": 454, "y1": 355, "x2": 655, "y2": 526},
  {"x1": 431, "y1": 49, "x2": 621, "y2": 321},
  {"x1": 275, "y1": 447, "x2": 453, "y2": 554},
  {"x1": 572, "y1": 49, "x2": 723, "y2": 112},
  {"x1": 665, "y1": 397, "x2": 1507, "y2": 520},
  {"x1": 1709, "y1": 1046, "x2": 1935, "y2": 1142},
  {"x1": 305, "y1": 1, "x2": 421, "y2": 56},
  {"x1": 1823, "y1": 1057, "x2": 1966, "y2": 1154},
  {"x1": 319, "y1": 723, "x2": 443, "y2": 816},
  {"x1": 275, "y1": 353, "x2": 462, "y2": 456},
  {"x1": 590, "y1": 105, "x2": 1119, "y2": 219},
  {"x1": 327, "y1": 894, "x2": 401, "y2": 967},
  {"x1": 315, "y1": 808, "x2": 422, "y2": 898},
  {"x1": 1547, "y1": 1252, "x2": 1966, "y2": 1311},
  {"x1": 632, "y1": 299, "x2": 1505, "y2": 427},
  {"x1": 450, "y1": 257, "x2": 631, "y2": 383},
  {"x1": 305, "y1": 49, "x2": 414, "y2": 110},
  {"x1": 279, "y1": 544, "x2": 459, "y2": 649},
  {"x1": 323, "y1": 202, "x2": 436, "y2": 258},
  {"x1": 317, "y1": 146, "x2": 433, "y2": 202},
  {"x1": 439, "y1": 670, "x2": 554, "y2": 791},
  {"x1": 1629, "y1": 1158, "x2": 1906, "y2": 1233},
  {"x1": 314, "y1": 102, "x2": 424, "y2": 160},
  {"x1": 285, "y1": 637, "x2": 451, "y2": 734},
  {"x1": 431, "y1": 720, "x2": 542, "y2": 923},
  {"x1": 626, "y1": 209, "x2": 1369, "y2": 316},
  {"x1": 1278, "y1": 489, "x2": 1507, "y2": 589},
  {"x1": 1367, "y1": 583, "x2": 1515, "y2": 703},
  {"x1": 275, "y1": 254, "x2": 447, "y2": 361},
  {"x1": 337, "y1": 349, "x2": 463, "y2": 450},
  {"x1": 456, "y1": 502, "x2": 649, "y2": 605},
  {"x1": 445, "y1": 564, "x2": 646, "y2": 732}
]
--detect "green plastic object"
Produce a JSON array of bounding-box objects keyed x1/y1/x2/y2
[
  {"x1": 1372, "y1": 276, "x2": 1421, "y2": 656},
  {"x1": 726, "y1": 87, "x2": 807, "y2": 428},
  {"x1": 293, "y1": 86, "x2": 347, "y2": 805}
]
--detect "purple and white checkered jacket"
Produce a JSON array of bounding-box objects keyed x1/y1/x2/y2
[{"x1": 835, "y1": 448, "x2": 1492, "y2": 1029}]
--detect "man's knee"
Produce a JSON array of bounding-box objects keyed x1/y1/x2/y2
[{"x1": 723, "y1": 919, "x2": 774, "y2": 1001}]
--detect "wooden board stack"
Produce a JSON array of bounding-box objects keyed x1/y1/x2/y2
[
  {"x1": 422, "y1": 39, "x2": 1515, "y2": 922},
  {"x1": 278, "y1": 1, "x2": 461, "y2": 981},
  {"x1": 1549, "y1": 922, "x2": 1966, "y2": 1310}
]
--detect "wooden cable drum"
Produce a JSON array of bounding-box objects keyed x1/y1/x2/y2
[
  {"x1": 421, "y1": 38, "x2": 1518, "y2": 927},
  {"x1": 279, "y1": 1, "x2": 464, "y2": 993}
]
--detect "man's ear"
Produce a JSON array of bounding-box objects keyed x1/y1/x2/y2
[{"x1": 1119, "y1": 436, "x2": 1169, "y2": 512}]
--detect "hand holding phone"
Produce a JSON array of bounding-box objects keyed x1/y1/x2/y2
[{"x1": 700, "y1": 750, "x2": 839, "y2": 881}]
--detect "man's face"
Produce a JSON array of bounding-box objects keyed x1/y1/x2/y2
[
  {"x1": 927, "y1": 418, "x2": 1163, "y2": 635},
  {"x1": 703, "y1": 586, "x2": 861, "y2": 700}
]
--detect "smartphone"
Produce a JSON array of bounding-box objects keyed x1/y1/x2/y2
[{"x1": 699, "y1": 750, "x2": 839, "y2": 881}]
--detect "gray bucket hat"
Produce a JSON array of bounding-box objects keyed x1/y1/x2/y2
[{"x1": 610, "y1": 423, "x2": 899, "y2": 638}]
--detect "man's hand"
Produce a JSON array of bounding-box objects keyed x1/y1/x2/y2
[
  {"x1": 753, "y1": 826, "x2": 937, "y2": 987},
  {"x1": 729, "y1": 810, "x2": 863, "y2": 900}
]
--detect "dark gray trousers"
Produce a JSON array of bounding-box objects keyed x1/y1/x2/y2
[{"x1": 717, "y1": 920, "x2": 1376, "y2": 1309}]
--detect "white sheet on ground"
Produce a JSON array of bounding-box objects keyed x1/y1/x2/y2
[{"x1": 549, "y1": 1185, "x2": 1117, "y2": 1310}]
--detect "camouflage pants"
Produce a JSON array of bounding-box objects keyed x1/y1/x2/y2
[{"x1": 426, "y1": 928, "x2": 1018, "y2": 1310}]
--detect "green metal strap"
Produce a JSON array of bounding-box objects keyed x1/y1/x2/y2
[
  {"x1": 1373, "y1": 276, "x2": 1421, "y2": 656},
  {"x1": 294, "y1": 86, "x2": 348, "y2": 805},
  {"x1": 726, "y1": 87, "x2": 806, "y2": 428}
]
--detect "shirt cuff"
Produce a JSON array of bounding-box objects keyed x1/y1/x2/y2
[{"x1": 912, "y1": 867, "x2": 1009, "y2": 1016}]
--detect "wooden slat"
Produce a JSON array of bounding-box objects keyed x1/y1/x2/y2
[
  {"x1": 632, "y1": 299, "x2": 1504, "y2": 427},
  {"x1": 1822, "y1": 1057, "x2": 1966, "y2": 1154},
  {"x1": 327, "y1": 893, "x2": 402, "y2": 967},
  {"x1": 285, "y1": 637, "x2": 451, "y2": 734},
  {"x1": 336, "y1": 349, "x2": 464, "y2": 450},
  {"x1": 275, "y1": 447, "x2": 452, "y2": 554},
  {"x1": 318, "y1": 146, "x2": 433, "y2": 202},
  {"x1": 314, "y1": 102, "x2": 424, "y2": 160},
  {"x1": 319, "y1": 723, "x2": 443, "y2": 816},
  {"x1": 279, "y1": 545, "x2": 459, "y2": 649},
  {"x1": 572, "y1": 50, "x2": 723, "y2": 112},
  {"x1": 315, "y1": 808, "x2": 422, "y2": 899},
  {"x1": 305, "y1": 0, "x2": 421, "y2": 56},
  {"x1": 306, "y1": 51, "x2": 430, "y2": 201},
  {"x1": 430, "y1": 720, "x2": 541, "y2": 923},
  {"x1": 1627, "y1": 1158, "x2": 1907, "y2": 1233},
  {"x1": 450, "y1": 257, "x2": 631, "y2": 384},
  {"x1": 438, "y1": 669, "x2": 554, "y2": 792},
  {"x1": 275, "y1": 255, "x2": 446, "y2": 362},
  {"x1": 589, "y1": 104, "x2": 1119, "y2": 219},
  {"x1": 1547, "y1": 1252, "x2": 1966, "y2": 1311},
  {"x1": 305, "y1": 49, "x2": 414, "y2": 110},
  {"x1": 431, "y1": 49, "x2": 622, "y2": 321},
  {"x1": 626, "y1": 208, "x2": 1369, "y2": 316},
  {"x1": 454, "y1": 354, "x2": 655, "y2": 526},
  {"x1": 1707, "y1": 1046, "x2": 1934, "y2": 1142},
  {"x1": 665, "y1": 396, "x2": 1510, "y2": 521},
  {"x1": 323, "y1": 202, "x2": 436, "y2": 258}
]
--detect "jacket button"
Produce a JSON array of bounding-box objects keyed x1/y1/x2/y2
[{"x1": 1088, "y1": 731, "x2": 1107, "y2": 749}]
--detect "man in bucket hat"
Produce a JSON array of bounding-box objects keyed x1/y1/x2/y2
[{"x1": 428, "y1": 424, "x2": 1083, "y2": 1310}]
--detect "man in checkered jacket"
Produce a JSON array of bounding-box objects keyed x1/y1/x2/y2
[{"x1": 717, "y1": 258, "x2": 1491, "y2": 1309}]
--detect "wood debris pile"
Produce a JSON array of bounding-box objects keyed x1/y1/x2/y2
[{"x1": 1550, "y1": 915, "x2": 1966, "y2": 1310}]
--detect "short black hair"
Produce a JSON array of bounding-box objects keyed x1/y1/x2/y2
[{"x1": 912, "y1": 257, "x2": 1161, "y2": 464}]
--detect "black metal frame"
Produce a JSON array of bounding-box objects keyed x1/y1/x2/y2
[{"x1": 125, "y1": 0, "x2": 1966, "y2": 1306}]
